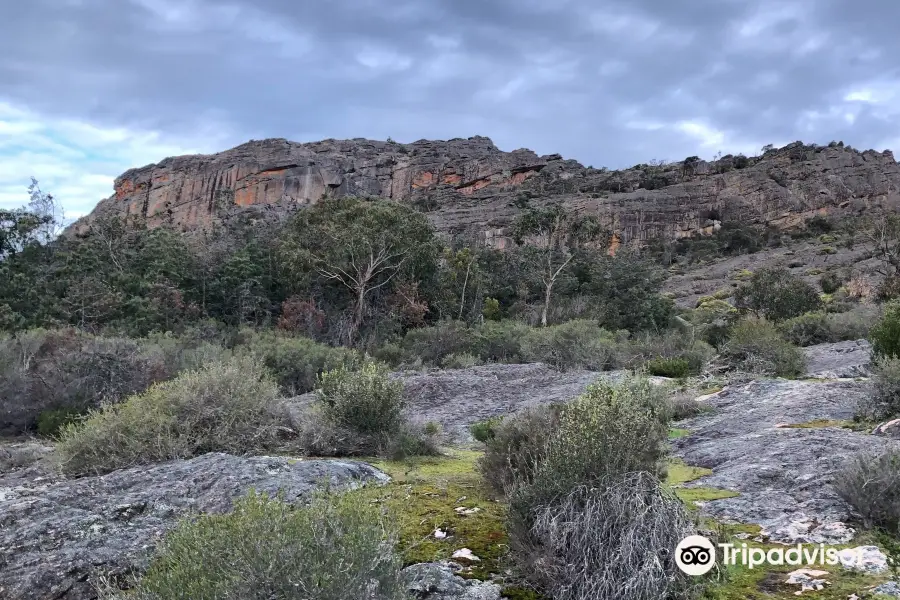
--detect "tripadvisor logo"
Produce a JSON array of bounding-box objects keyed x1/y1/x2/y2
[
  {"x1": 675, "y1": 535, "x2": 717, "y2": 575},
  {"x1": 675, "y1": 535, "x2": 873, "y2": 576}
]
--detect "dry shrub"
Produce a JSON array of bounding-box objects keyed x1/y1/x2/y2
[
  {"x1": 846, "y1": 273, "x2": 875, "y2": 301},
  {"x1": 835, "y1": 448, "x2": 900, "y2": 530},
  {"x1": 0, "y1": 328, "x2": 171, "y2": 435},
  {"x1": 500, "y1": 377, "x2": 693, "y2": 600},
  {"x1": 856, "y1": 358, "x2": 900, "y2": 422},
  {"x1": 527, "y1": 475, "x2": 699, "y2": 600}
]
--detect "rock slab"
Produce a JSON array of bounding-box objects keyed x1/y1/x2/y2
[
  {"x1": 674, "y1": 379, "x2": 897, "y2": 544},
  {"x1": 0, "y1": 452, "x2": 388, "y2": 600},
  {"x1": 399, "y1": 363, "x2": 600, "y2": 440},
  {"x1": 803, "y1": 339, "x2": 872, "y2": 379}
]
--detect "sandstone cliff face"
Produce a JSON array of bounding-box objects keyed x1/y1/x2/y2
[{"x1": 72, "y1": 137, "x2": 900, "y2": 247}]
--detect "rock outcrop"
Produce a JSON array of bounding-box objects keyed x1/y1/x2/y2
[
  {"x1": 398, "y1": 363, "x2": 600, "y2": 440},
  {"x1": 803, "y1": 339, "x2": 873, "y2": 379},
  {"x1": 0, "y1": 453, "x2": 388, "y2": 600},
  {"x1": 71, "y1": 138, "x2": 900, "y2": 248},
  {"x1": 673, "y1": 378, "x2": 898, "y2": 545}
]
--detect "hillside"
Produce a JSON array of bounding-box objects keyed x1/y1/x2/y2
[{"x1": 72, "y1": 137, "x2": 900, "y2": 250}]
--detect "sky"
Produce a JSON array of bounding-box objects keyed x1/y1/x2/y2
[{"x1": 3, "y1": 0, "x2": 900, "y2": 218}]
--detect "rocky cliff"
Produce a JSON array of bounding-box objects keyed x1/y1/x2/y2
[{"x1": 72, "y1": 137, "x2": 900, "y2": 247}]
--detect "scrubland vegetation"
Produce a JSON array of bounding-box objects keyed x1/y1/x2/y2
[{"x1": 7, "y1": 190, "x2": 900, "y2": 599}]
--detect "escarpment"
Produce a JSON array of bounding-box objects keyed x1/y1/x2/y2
[{"x1": 72, "y1": 137, "x2": 900, "y2": 248}]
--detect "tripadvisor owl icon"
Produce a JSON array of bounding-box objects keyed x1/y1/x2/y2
[{"x1": 675, "y1": 535, "x2": 717, "y2": 576}]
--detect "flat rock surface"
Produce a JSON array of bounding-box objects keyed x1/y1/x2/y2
[
  {"x1": 673, "y1": 379, "x2": 896, "y2": 544},
  {"x1": 0, "y1": 452, "x2": 388, "y2": 600},
  {"x1": 399, "y1": 363, "x2": 600, "y2": 440},
  {"x1": 803, "y1": 339, "x2": 873, "y2": 379}
]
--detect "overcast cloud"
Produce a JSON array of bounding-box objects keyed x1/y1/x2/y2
[{"x1": 2, "y1": 0, "x2": 900, "y2": 217}]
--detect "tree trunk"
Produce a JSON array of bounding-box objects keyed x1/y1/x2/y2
[
  {"x1": 351, "y1": 285, "x2": 366, "y2": 345},
  {"x1": 541, "y1": 281, "x2": 553, "y2": 327},
  {"x1": 458, "y1": 259, "x2": 472, "y2": 321}
]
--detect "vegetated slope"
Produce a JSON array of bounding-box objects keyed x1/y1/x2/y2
[{"x1": 71, "y1": 137, "x2": 900, "y2": 252}]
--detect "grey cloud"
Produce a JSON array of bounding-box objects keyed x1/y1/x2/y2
[{"x1": 2, "y1": 0, "x2": 900, "y2": 175}]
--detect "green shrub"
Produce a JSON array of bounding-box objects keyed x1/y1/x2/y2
[
  {"x1": 317, "y1": 360, "x2": 405, "y2": 438},
  {"x1": 387, "y1": 320, "x2": 475, "y2": 366},
  {"x1": 441, "y1": 352, "x2": 479, "y2": 369},
  {"x1": 819, "y1": 272, "x2": 842, "y2": 294},
  {"x1": 734, "y1": 267, "x2": 822, "y2": 322},
  {"x1": 835, "y1": 449, "x2": 900, "y2": 530},
  {"x1": 533, "y1": 377, "x2": 670, "y2": 489},
  {"x1": 870, "y1": 301, "x2": 900, "y2": 359},
  {"x1": 687, "y1": 299, "x2": 740, "y2": 348},
  {"x1": 129, "y1": 490, "x2": 407, "y2": 600},
  {"x1": 856, "y1": 358, "x2": 900, "y2": 422},
  {"x1": 522, "y1": 319, "x2": 616, "y2": 371},
  {"x1": 778, "y1": 306, "x2": 875, "y2": 346},
  {"x1": 234, "y1": 331, "x2": 358, "y2": 394},
  {"x1": 720, "y1": 319, "x2": 805, "y2": 377},
  {"x1": 472, "y1": 320, "x2": 530, "y2": 363},
  {"x1": 478, "y1": 405, "x2": 560, "y2": 496},
  {"x1": 470, "y1": 416, "x2": 503, "y2": 443},
  {"x1": 777, "y1": 312, "x2": 832, "y2": 346},
  {"x1": 506, "y1": 377, "x2": 677, "y2": 599},
  {"x1": 646, "y1": 356, "x2": 691, "y2": 378},
  {"x1": 35, "y1": 406, "x2": 84, "y2": 438},
  {"x1": 55, "y1": 355, "x2": 283, "y2": 476},
  {"x1": 623, "y1": 331, "x2": 715, "y2": 373}
]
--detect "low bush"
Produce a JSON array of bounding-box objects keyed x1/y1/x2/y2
[
  {"x1": 734, "y1": 267, "x2": 822, "y2": 322},
  {"x1": 384, "y1": 320, "x2": 475, "y2": 367},
  {"x1": 720, "y1": 319, "x2": 805, "y2": 377},
  {"x1": 777, "y1": 312, "x2": 832, "y2": 346},
  {"x1": 686, "y1": 299, "x2": 740, "y2": 348},
  {"x1": 820, "y1": 272, "x2": 843, "y2": 294},
  {"x1": 505, "y1": 377, "x2": 681, "y2": 600},
  {"x1": 646, "y1": 356, "x2": 691, "y2": 378},
  {"x1": 472, "y1": 320, "x2": 530, "y2": 363},
  {"x1": 522, "y1": 319, "x2": 617, "y2": 371},
  {"x1": 234, "y1": 330, "x2": 358, "y2": 395},
  {"x1": 123, "y1": 490, "x2": 407, "y2": 600},
  {"x1": 669, "y1": 392, "x2": 703, "y2": 420},
  {"x1": 55, "y1": 355, "x2": 284, "y2": 476},
  {"x1": 778, "y1": 306, "x2": 876, "y2": 346},
  {"x1": 870, "y1": 301, "x2": 900, "y2": 359},
  {"x1": 317, "y1": 360, "x2": 405, "y2": 438},
  {"x1": 856, "y1": 358, "x2": 900, "y2": 422},
  {"x1": 470, "y1": 416, "x2": 503, "y2": 444},
  {"x1": 441, "y1": 352, "x2": 480, "y2": 369},
  {"x1": 478, "y1": 405, "x2": 560, "y2": 496},
  {"x1": 35, "y1": 406, "x2": 84, "y2": 438},
  {"x1": 624, "y1": 330, "x2": 715, "y2": 374},
  {"x1": 526, "y1": 475, "x2": 699, "y2": 600},
  {"x1": 834, "y1": 449, "x2": 900, "y2": 530}
]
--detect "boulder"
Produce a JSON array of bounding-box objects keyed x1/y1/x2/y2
[
  {"x1": 0, "y1": 452, "x2": 388, "y2": 600},
  {"x1": 873, "y1": 418, "x2": 900, "y2": 439},
  {"x1": 403, "y1": 562, "x2": 501, "y2": 600}
]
